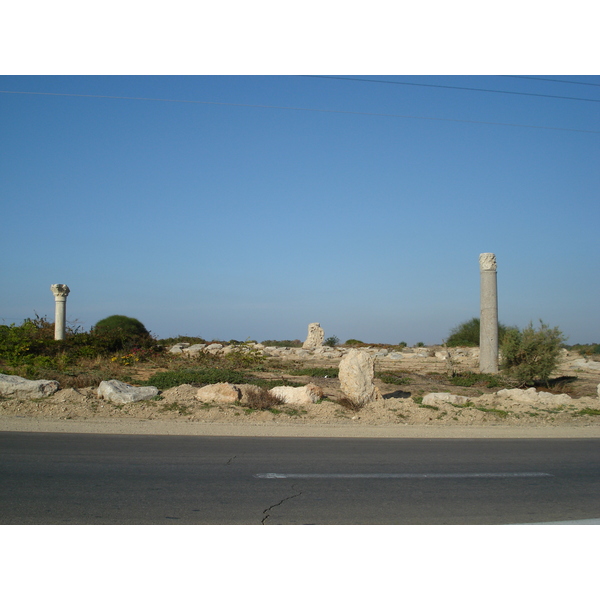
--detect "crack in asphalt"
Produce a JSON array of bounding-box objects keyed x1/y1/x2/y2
[
  {"x1": 261, "y1": 490, "x2": 303, "y2": 524},
  {"x1": 225, "y1": 455, "x2": 236, "y2": 465}
]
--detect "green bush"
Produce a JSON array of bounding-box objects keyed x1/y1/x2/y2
[
  {"x1": 500, "y1": 321, "x2": 566, "y2": 386},
  {"x1": 344, "y1": 339, "x2": 363, "y2": 345},
  {"x1": 446, "y1": 317, "x2": 515, "y2": 347},
  {"x1": 324, "y1": 335, "x2": 339, "y2": 347},
  {"x1": 94, "y1": 315, "x2": 150, "y2": 338},
  {"x1": 92, "y1": 315, "x2": 152, "y2": 353}
]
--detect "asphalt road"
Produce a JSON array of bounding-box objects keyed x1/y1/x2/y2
[{"x1": 1, "y1": 432, "x2": 599, "y2": 524}]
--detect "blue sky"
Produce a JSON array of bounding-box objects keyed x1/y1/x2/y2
[{"x1": 1, "y1": 74, "x2": 599, "y2": 344}]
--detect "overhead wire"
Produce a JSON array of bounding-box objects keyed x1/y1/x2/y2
[
  {"x1": 501, "y1": 75, "x2": 600, "y2": 87},
  {"x1": 304, "y1": 75, "x2": 600, "y2": 103},
  {"x1": 1, "y1": 88, "x2": 598, "y2": 134}
]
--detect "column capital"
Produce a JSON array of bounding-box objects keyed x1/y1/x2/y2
[
  {"x1": 479, "y1": 253, "x2": 497, "y2": 272},
  {"x1": 50, "y1": 284, "x2": 70, "y2": 299}
]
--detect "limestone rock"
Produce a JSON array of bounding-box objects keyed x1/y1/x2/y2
[
  {"x1": 0, "y1": 373, "x2": 60, "y2": 400},
  {"x1": 387, "y1": 352, "x2": 404, "y2": 360},
  {"x1": 303, "y1": 323, "x2": 324, "y2": 349},
  {"x1": 182, "y1": 344, "x2": 206, "y2": 356},
  {"x1": 195, "y1": 383, "x2": 241, "y2": 403},
  {"x1": 270, "y1": 383, "x2": 324, "y2": 405},
  {"x1": 422, "y1": 392, "x2": 471, "y2": 407},
  {"x1": 97, "y1": 380, "x2": 159, "y2": 404},
  {"x1": 496, "y1": 388, "x2": 572, "y2": 406},
  {"x1": 168, "y1": 343, "x2": 190, "y2": 354},
  {"x1": 570, "y1": 358, "x2": 600, "y2": 371},
  {"x1": 338, "y1": 349, "x2": 382, "y2": 406}
]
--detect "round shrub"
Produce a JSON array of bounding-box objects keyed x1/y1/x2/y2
[
  {"x1": 94, "y1": 315, "x2": 150, "y2": 338},
  {"x1": 446, "y1": 317, "x2": 515, "y2": 347},
  {"x1": 93, "y1": 315, "x2": 152, "y2": 353}
]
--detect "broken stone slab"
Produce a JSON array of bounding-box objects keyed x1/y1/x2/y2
[
  {"x1": 303, "y1": 323, "x2": 324, "y2": 349},
  {"x1": 97, "y1": 380, "x2": 159, "y2": 404},
  {"x1": 386, "y1": 352, "x2": 404, "y2": 360},
  {"x1": 422, "y1": 392, "x2": 471, "y2": 407},
  {"x1": 270, "y1": 384, "x2": 324, "y2": 405},
  {"x1": 0, "y1": 373, "x2": 60, "y2": 400},
  {"x1": 338, "y1": 349, "x2": 382, "y2": 406}
]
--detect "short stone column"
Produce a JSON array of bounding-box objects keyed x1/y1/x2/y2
[
  {"x1": 479, "y1": 254, "x2": 498, "y2": 373},
  {"x1": 50, "y1": 284, "x2": 70, "y2": 341}
]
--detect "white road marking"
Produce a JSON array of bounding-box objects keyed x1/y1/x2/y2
[{"x1": 255, "y1": 472, "x2": 553, "y2": 479}]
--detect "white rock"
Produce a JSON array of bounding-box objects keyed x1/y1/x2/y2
[
  {"x1": 97, "y1": 380, "x2": 159, "y2": 404},
  {"x1": 182, "y1": 344, "x2": 207, "y2": 355},
  {"x1": 386, "y1": 352, "x2": 404, "y2": 360},
  {"x1": 338, "y1": 349, "x2": 382, "y2": 406},
  {"x1": 570, "y1": 359, "x2": 600, "y2": 371},
  {"x1": 270, "y1": 384, "x2": 323, "y2": 405},
  {"x1": 422, "y1": 392, "x2": 471, "y2": 407},
  {"x1": 496, "y1": 388, "x2": 572, "y2": 406},
  {"x1": 168, "y1": 343, "x2": 190, "y2": 354},
  {"x1": 597, "y1": 383, "x2": 600, "y2": 399},
  {"x1": 0, "y1": 374, "x2": 60, "y2": 400},
  {"x1": 195, "y1": 383, "x2": 241, "y2": 403}
]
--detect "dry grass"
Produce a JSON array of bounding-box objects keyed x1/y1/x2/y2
[
  {"x1": 242, "y1": 387, "x2": 283, "y2": 410},
  {"x1": 336, "y1": 396, "x2": 363, "y2": 412}
]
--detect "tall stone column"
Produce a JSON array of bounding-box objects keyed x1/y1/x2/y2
[
  {"x1": 479, "y1": 254, "x2": 498, "y2": 373},
  {"x1": 50, "y1": 284, "x2": 70, "y2": 341}
]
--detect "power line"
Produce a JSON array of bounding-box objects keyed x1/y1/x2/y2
[
  {"x1": 305, "y1": 75, "x2": 600, "y2": 104},
  {"x1": 1, "y1": 89, "x2": 598, "y2": 134},
  {"x1": 502, "y1": 75, "x2": 600, "y2": 87}
]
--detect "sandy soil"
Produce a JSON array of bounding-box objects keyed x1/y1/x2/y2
[{"x1": 1, "y1": 350, "x2": 599, "y2": 438}]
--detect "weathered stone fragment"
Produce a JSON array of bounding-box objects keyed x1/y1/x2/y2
[
  {"x1": 270, "y1": 383, "x2": 324, "y2": 405},
  {"x1": 97, "y1": 380, "x2": 159, "y2": 404},
  {"x1": 495, "y1": 388, "x2": 572, "y2": 406},
  {"x1": 182, "y1": 344, "x2": 206, "y2": 356},
  {"x1": 303, "y1": 323, "x2": 324, "y2": 349},
  {"x1": 422, "y1": 392, "x2": 471, "y2": 407},
  {"x1": 168, "y1": 343, "x2": 190, "y2": 354},
  {"x1": 0, "y1": 373, "x2": 60, "y2": 400},
  {"x1": 195, "y1": 383, "x2": 241, "y2": 403},
  {"x1": 338, "y1": 349, "x2": 382, "y2": 406}
]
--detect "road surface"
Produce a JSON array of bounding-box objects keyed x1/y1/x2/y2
[{"x1": 1, "y1": 432, "x2": 599, "y2": 524}]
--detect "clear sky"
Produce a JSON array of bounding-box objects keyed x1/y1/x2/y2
[{"x1": 1, "y1": 73, "x2": 599, "y2": 345}]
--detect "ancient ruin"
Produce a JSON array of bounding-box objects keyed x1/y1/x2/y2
[
  {"x1": 50, "y1": 283, "x2": 70, "y2": 341},
  {"x1": 338, "y1": 349, "x2": 382, "y2": 406},
  {"x1": 479, "y1": 253, "x2": 498, "y2": 373},
  {"x1": 302, "y1": 322, "x2": 325, "y2": 349}
]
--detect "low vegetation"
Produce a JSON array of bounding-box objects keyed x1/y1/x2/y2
[
  {"x1": 446, "y1": 317, "x2": 515, "y2": 347},
  {"x1": 500, "y1": 320, "x2": 566, "y2": 386}
]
